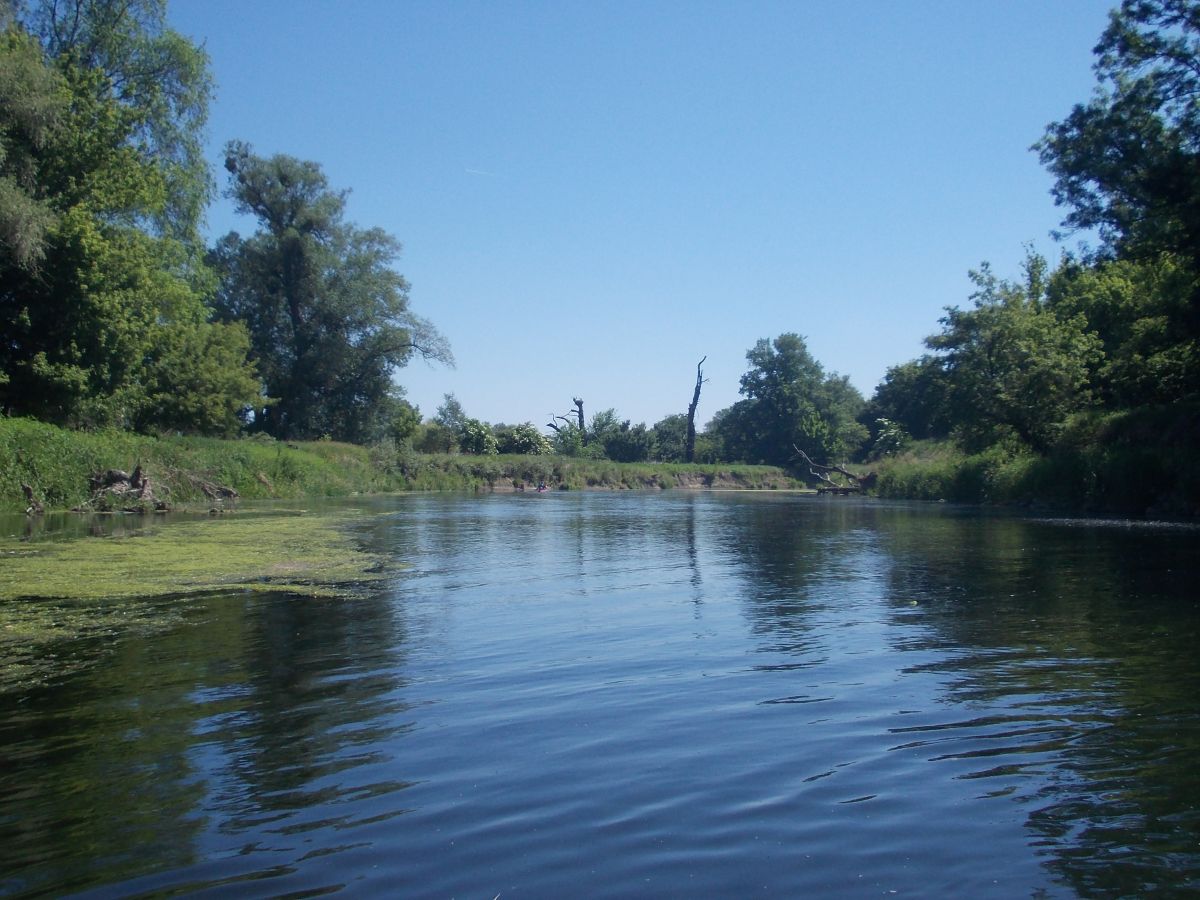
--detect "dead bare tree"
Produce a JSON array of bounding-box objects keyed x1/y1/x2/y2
[
  {"x1": 546, "y1": 397, "x2": 588, "y2": 444},
  {"x1": 686, "y1": 356, "x2": 707, "y2": 463},
  {"x1": 572, "y1": 397, "x2": 585, "y2": 439}
]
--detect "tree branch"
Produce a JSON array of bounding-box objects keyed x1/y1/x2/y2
[{"x1": 792, "y1": 445, "x2": 864, "y2": 488}]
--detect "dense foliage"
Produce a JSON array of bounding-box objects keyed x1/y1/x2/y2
[
  {"x1": 1037, "y1": 0, "x2": 1200, "y2": 274},
  {"x1": 210, "y1": 142, "x2": 451, "y2": 442},
  {"x1": 706, "y1": 334, "x2": 867, "y2": 467},
  {"x1": 1, "y1": 2, "x2": 448, "y2": 442},
  {"x1": 0, "y1": 2, "x2": 261, "y2": 433},
  {"x1": 862, "y1": 0, "x2": 1200, "y2": 513}
]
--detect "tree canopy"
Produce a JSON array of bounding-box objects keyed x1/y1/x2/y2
[
  {"x1": 211, "y1": 141, "x2": 452, "y2": 442},
  {"x1": 711, "y1": 334, "x2": 867, "y2": 467},
  {"x1": 1039, "y1": 0, "x2": 1200, "y2": 269},
  {"x1": 20, "y1": 0, "x2": 213, "y2": 241},
  {"x1": 0, "y1": 5, "x2": 260, "y2": 432},
  {"x1": 925, "y1": 254, "x2": 1103, "y2": 452}
]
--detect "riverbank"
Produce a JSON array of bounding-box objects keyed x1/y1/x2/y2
[
  {"x1": 1, "y1": 417, "x2": 803, "y2": 513},
  {"x1": 871, "y1": 403, "x2": 1200, "y2": 518}
]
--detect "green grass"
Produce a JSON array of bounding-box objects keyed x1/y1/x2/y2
[
  {"x1": 0, "y1": 418, "x2": 396, "y2": 510},
  {"x1": 2, "y1": 417, "x2": 806, "y2": 513}
]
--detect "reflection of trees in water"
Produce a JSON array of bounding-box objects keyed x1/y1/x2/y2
[
  {"x1": 700, "y1": 496, "x2": 1200, "y2": 892},
  {"x1": 0, "y1": 621, "x2": 211, "y2": 895},
  {"x1": 212, "y1": 591, "x2": 415, "y2": 836},
  {"x1": 874, "y1": 510, "x2": 1200, "y2": 895},
  {"x1": 710, "y1": 496, "x2": 890, "y2": 657},
  {"x1": 473, "y1": 493, "x2": 715, "y2": 603},
  {"x1": 0, "y1": 577, "x2": 414, "y2": 896}
]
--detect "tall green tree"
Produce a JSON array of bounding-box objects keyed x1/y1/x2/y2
[
  {"x1": 586, "y1": 408, "x2": 653, "y2": 462},
  {"x1": 20, "y1": 0, "x2": 213, "y2": 241},
  {"x1": 1037, "y1": 1, "x2": 1200, "y2": 269},
  {"x1": 926, "y1": 255, "x2": 1103, "y2": 452},
  {"x1": 651, "y1": 413, "x2": 688, "y2": 462},
  {"x1": 1047, "y1": 252, "x2": 1200, "y2": 406},
  {"x1": 862, "y1": 355, "x2": 953, "y2": 442},
  {"x1": 0, "y1": 23, "x2": 65, "y2": 269},
  {"x1": 712, "y1": 333, "x2": 867, "y2": 466},
  {"x1": 1035, "y1": 0, "x2": 1200, "y2": 408},
  {"x1": 212, "y1": 142, "x2": 452, "y2": 442},
  {"x1": 0, "y1": 10, "x2": 259, "y2": 431}
]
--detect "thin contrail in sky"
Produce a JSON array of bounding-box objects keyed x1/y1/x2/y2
[{"x1": 465, "y1": 167, "x2": 495, "y2": 176}]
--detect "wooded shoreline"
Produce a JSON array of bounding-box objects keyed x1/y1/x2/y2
[{"x1": 5, "y1": 412, "x2": 1196, "y2": 519}]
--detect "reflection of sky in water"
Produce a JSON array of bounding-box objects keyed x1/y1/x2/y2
[{"x1": 2, "y1": 494, "x2": 1198, "y2": 898}]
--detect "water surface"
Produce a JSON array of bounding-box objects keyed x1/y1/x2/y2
[{"x1": 2, "y1": 493, "x2": 1198, "y2": 897}]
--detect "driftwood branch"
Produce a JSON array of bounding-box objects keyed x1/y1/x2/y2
[
  {"x1": 77, "y1": 465, "x2": 171, "y2": 513},
  {"x1": 792, "y1": 446, "x2": 873, "y2": 492}
]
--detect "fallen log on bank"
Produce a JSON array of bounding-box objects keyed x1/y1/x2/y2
[{"x1": 791, "y1": 447, "x2": 876, "y2": 494}]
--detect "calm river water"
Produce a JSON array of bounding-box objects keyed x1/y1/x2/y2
[{"x1": 2, "y1": 492, "x2": 1199, "y2": 898}]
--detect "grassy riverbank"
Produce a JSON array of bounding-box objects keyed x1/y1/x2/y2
[
  {"x1": 1, "y1": 417, "x2": 803, "y2": 513},
  {"x1": 872, "y1": 404, "x2": 1200, "y2": 518}
]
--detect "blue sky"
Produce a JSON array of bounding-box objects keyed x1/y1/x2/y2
[{"x1": 169, "y1": 0, "x2": 1115, "y2": 430}]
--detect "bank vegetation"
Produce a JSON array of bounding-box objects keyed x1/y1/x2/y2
[{"x1": 0, "y1": 417, "x2": 802, "y2": 513}]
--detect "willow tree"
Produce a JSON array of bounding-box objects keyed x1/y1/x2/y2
[
  {"x1": 212, "y1": 142, "x2": 452, "y2": 442},
  {"x1": 21, "y1": 0, "x2": 214, "y2": 242}
]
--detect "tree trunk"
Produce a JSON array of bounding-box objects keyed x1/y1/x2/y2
[
  {"x1": 573, "y1": 397, "x2": 586, "y2": 444},
  {"x1": 686, "y1": 356, "x2": 706, "y2": 463}
]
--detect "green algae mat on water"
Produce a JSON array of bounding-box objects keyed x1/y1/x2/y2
[{"x1": 0, "y1": 508, "x2": 390, "y2": 689}]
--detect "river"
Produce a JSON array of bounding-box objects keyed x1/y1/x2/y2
[{"x1": 2, "y1": 492, "x2": 1198, "y2": 897}]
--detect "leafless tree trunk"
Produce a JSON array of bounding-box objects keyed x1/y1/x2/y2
[
  {"x1": 572, "y1": 397, "x2": 585, "y2": 442},
  {"x1": 546, "y1": 397, "x2": 587, "y2": 443},
  {"x1": 686, "y1": 357, "x2": 706, "y2": 463}
]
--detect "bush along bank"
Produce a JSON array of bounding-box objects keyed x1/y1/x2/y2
[
  {"x1": 371, "y1": 446, "x2": 804, "y2": 493},
  {"x1": 871, "y1": 404, "x2": 1200, "y2": 518}
]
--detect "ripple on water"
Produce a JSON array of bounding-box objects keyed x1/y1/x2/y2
[{"x1": 3, "y1": 494, "x2": 1199, "y2": 898}]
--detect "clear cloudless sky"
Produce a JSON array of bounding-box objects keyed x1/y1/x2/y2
[{"x1": 168, "y1": 0, "x2": 1116, "y2": 431}]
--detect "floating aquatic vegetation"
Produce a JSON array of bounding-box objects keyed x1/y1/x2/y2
[
  {"x1": 0, "y1": 509, "x2": 391, "y2": 690},
  {"x1": 0, "y1": 509, "x2": 388, "y2": 602}
]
